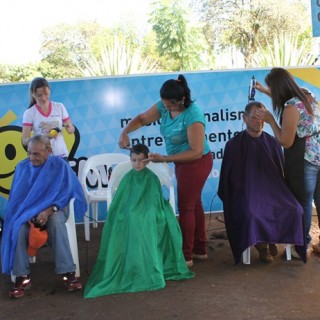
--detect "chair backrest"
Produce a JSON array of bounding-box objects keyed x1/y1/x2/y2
[
  {"x1": 81, "y1": 153, "x2": 130, "y2": 198},
  {"x1": 107, "y1": 161, "x2": 176, "y2": 214},
  {"x1": 65, "y1": 198, "x2": 80, "y2": 276}
]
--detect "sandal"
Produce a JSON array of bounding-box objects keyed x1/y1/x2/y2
[
  {"x1": 9, "y1": 275, "x2": 31, "y2": 298},
  {"x1": 312, "y1": 243, "x2": 320, "y2": 254},
  {"x1": 63, "y1": 272, "x2": 82, "y2": 292}
]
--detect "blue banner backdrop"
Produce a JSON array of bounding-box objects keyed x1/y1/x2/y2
[
  {"x1": 1, "y1": 67, "x2": 320, "y2": 220},
  {"x1": 311, "y1": 0, "x2": 320, "y2": 37}
]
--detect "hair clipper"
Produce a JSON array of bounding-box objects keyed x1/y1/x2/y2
[{"x1": 248, "y1": 76, "x2": 256, "y2": 101}]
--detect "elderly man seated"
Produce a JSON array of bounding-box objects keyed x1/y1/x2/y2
[
  {"x1": 218, "y1": 101, "x2": 306, "y2": 264},
  {"x1": 1, "y1": 135, "x2": 87, "y2": 298}
]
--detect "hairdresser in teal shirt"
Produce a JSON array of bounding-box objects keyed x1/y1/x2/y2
[{"x1": 119, "y1": 74, "x2": 213, "y2": 267}]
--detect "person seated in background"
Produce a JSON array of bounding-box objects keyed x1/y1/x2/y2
[
  {"x1": 218, "y1": 101, "x2": 306, "y2": 264},
  {"x1": 1, "y1": 135, "x2": 87, "y2": 299},
  {"x1": 84, "y1": 143, "x2": 194, "y2": 298}
]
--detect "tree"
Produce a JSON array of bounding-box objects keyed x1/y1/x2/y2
[
  {"x1": 38, "y1": 22, "x2": 101, "y2": 79},
  {"x1": 149, "y1": 0, "x2": 213, "y2": 71},
  {"x1": 0, "y1": 64, "x2": 38, "y2": 83},
  {"x1": 192, "y1": 0, "x2": 311, "y2": 66},
  {"x1": 38, "y1": 21, "x2": 164, "y2": 78}
]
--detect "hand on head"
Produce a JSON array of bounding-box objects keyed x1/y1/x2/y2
[
  {"x1": 255, "y1": 81, "x2": 270, "y2": 96},
  {"x1": 147, "y1": 152, "x2": 166, "y2": 163},
  {"x1": 255, "y1": 109, "x2": 274, "y2": 124}
]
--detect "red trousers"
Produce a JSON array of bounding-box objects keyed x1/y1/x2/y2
[{"x1": 175, "y1": 152, "x2": 213, "y2": 261}]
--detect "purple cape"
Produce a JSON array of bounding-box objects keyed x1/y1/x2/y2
[
  {"x1": 1, "y1": 156, "x2": 87, "y2": 274},
  {"x1": 218, "y1": 131, "x2": 306, "y2": 264}
]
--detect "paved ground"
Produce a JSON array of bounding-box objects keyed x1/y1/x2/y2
[{"x1": 1, "y1": 213, "x2": 320, "y2": 320}]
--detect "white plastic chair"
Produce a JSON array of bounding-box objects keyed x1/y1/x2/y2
[
  {"x1": 11, "y1": 198, "x2": 80, "y2": 282},
  {"x1": 242, "y1": 244, "x2": 292, "y2": 264},
  {"x1": 66, "y1": 198, "x2": 80, "y2": 277},
  {"x1": 106, "y1": 161, "x2": 176, "y2": 215},
  {"x1": 80, "y1": 153, "x2": 130, "y2": 241}
]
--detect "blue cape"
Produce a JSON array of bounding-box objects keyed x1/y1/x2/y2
[{"x1": 1, "y1": 156, "x2": 87, "y2": 274}]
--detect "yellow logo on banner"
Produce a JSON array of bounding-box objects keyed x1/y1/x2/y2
[
  {"x1": 288, "y1": 68, "x2": 320, "y2": 88},
  {"x1": 0, "y1": 111, "x2": 80, "y2": 199},
  {"x1": 0, "y1": 111, "x2": 27, "y2": 199}
]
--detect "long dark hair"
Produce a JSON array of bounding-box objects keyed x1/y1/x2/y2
[
  {"x1": 160, "y1": 74, "x2": 193, "y2": 108},
  {"x1": 265, "y1": 68, "x2": 313, "y2": 120},
  {"x1": 28, "y1": 77, "x2": 50, "y2": 108}
]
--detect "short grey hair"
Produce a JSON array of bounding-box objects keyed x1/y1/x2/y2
[{"x1": 28, "y1": 135, "x2": 51, "y2": 150}]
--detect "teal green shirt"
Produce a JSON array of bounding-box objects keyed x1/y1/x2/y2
[{"x1": 156, "y1": 101, "x2": 210, "y2": 156}]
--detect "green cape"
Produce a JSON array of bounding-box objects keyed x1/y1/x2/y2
[{"x1": 84, "y1": 167, "x2": 194, "y2": 298}]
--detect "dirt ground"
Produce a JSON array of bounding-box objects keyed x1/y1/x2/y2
[{"x1": 1, "y1": 213, "x2": 320, "y2": 320}]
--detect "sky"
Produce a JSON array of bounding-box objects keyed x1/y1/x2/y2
[{"x1": 0, "y1": 0, "x2": 151, "y2": 64}]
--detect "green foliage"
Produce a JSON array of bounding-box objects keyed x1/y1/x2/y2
[
  {"x1": 39, "y1": 22, "x2": 100, "y2": 79},
  {"x1": 38, "y1": 21, "x2": 164, "y2": 77},
  {"x1": 1, "y1": 0, "x2": 313, "y2": 82},
  {"x1": 150, "y1": 0, "x2": 213, "y2": 71},
  {"x1": 249, "y1": 34, "x2": 317, "y2": 67},
  {"x1": 78, "y1": 35, "x2": 160, "y2": 76},
  {"x1": 0, "y1": 64, "x2": 38, "y2": 83},
  {"x1": 193, "y1": 0, "x2": 311, "y2": 66}
]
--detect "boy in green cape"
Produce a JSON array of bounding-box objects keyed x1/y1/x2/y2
[{"x1": 84, "y1": 144, "x2": 194, "y2": 298}]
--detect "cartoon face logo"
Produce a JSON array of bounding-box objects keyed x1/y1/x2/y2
[
  {"x1": 0, "y1": 125, "x2": 27, "y2": 198},
  {"x1": 0, "y1": 110, "x2": 80, "y2": 199},
  {"x1": 0, "y1": 126, "x2": 81, "y2": 199}
]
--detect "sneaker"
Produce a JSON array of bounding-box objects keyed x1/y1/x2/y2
[
  {"x1": 268, "y1": 244, "x2": 278, "y2": 256},
  {"x1": 258, "y1": 248, "x2": 273, "y2": 263},
  {"x1": 9, "y1": 275, "x2": 31, "y2": 298},
  {"x1": 186, "y1": 260, "x2": 193, "y2": 267},
  {"x1": 63, "y1": 272, "x2": 82, "y2": 292},
  {"x1": 312, "y1": 243, "x2": 320, "y2": 254},
  {"x1": 192, "y1": 253, "x2": 208, "y2": 261}
]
